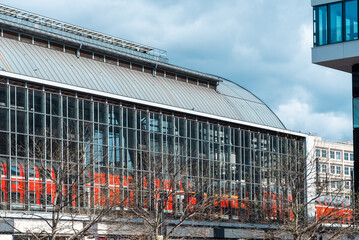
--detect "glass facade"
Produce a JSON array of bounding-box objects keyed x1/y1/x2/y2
[
  {"x1": 354, "y1": 98, "x2": 359, "y2": 128},
  {"x1": 314, "y1": 0, "x2": 358, "y2": 46},
  {"x1": 330, "y1": 3, "x2": 342, "y2": 43},
  {"x1": 0, "y1": 80, "x2": 305, "y2": 222},
  {"x1": 345, "y1": 0, "x2": 358, "y2": 41}
]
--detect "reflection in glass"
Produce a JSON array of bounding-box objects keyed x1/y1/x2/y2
[
  {"x1": 330, "y1": 3, "x2": 342, "y2": 43},
  {"x1": 354, "y1": 97, "x2": 359, "y2": 128},
  {"x1": 345, "y1": 0, "x2": 358, "y2": 41}
]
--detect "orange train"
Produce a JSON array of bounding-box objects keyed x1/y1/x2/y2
[
  {"x1": 315, "y1": 196, "x2": 353, "y2": 225},
  {"x1": 0, "y1": 163, "x2": 299, "y2": 220}
]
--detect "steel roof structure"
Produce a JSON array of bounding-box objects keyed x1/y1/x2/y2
[
  {"x1": 0, "y1": 3, "x2": 167, "y2": 62},
  {"x1": 0, "y1": 36, "x2": 285, "y2": 130}
]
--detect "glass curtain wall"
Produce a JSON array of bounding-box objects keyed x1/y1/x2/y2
[
  {"x1": 346, "y1": 0, "x2": 358, "y2": 41},
  {"x1": 0, "y1": 81, "x2": 305, "y2": 222},
  {"x1": 330, "y1": 3, "x2": 342, "y2": 43},
  {"x1": 314, "y1": 0, "x2": 359, "y2": 46}
]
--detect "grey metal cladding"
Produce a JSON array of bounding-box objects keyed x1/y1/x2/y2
[{"x1": 0, "y1": 37, "x2": 285, "y2": 129}]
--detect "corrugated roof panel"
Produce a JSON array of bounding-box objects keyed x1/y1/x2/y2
[
  {"x1": 0, "y1": 36, "x2": 285, "y2": 130},
  {"x1": 2, "y1": 39, "x2": 32, "y2": 76},
  {"x1": 217, "y1": 80, "x2": 262, "y2": 103},
  {"x1": 223, "y1": 97, "x2": 261, "y2": 124}
]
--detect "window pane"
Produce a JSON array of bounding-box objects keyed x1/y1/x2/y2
[
  {"x1": 0, "y1": 132, "x2": 8, "y2": 154},
  {"x1": 0, "y1": 108, "x2": 8, "y2": 131},
  {"x1": 34, "y1": 90, "x2": 43, "y2": 113},
  {"x1": 317, "y1": 5, "x2": 328, "y2": 45},
  {"x1": 330, "y1": 3, "x2": 342, "y2": 43},
  {"x1": 354, "y1": 98, "x2": 359, "y2": 128},
  {"x1": 0, "y1": 84, "x2": 7, "y2": 107},
  {"x1": 322, "y1": 149, "x2": 326, "y2": 157},
  {"x1": 345, "y1": 0, "x2": 358, "y2": 41},
  {"x1": 16, "y1": 87, "x2": 25, "y2": 109}
]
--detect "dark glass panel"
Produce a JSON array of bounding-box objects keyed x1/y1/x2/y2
[
  {"x1": 94, "y1": 102, "x2": 99, "y2": 122},
  {"x1": 128, "y1": 129, "x2": 136, "y2": 149},
  {"x1": 345, "y1": 0, "x2": 358, "y2": 41},
  {"x1": 16, "y1": 111, "x2": 26, "y2": 134},
  {"x1": 113, "y1": 106, "x2": 121, "y2": 126},
  {"x1": 0, "y1": 108, "x2": 8, "y2": 131},
  {"x1": 10, "y1": 134, "x2": 15, "y2": 155},
  {"x1": 0, "y1": 132, "x2": 8, "y2": 154},
  {"x1": 329, "y1": 2, "x2": 342, "y2": 43},
  {"x1": 52, "y1": 116, "x2": 61, "y2": 138},
  {"x1": 84, "y1": 100, "x2": 91, "y2": 121},
  {"x1": 0, "y1": 84, "x2": 7, "y2": 107},
  {"x1": 62, "y1": 97, "x2": 68, "y2": 118},
  {"x1": 316, "y1": 5, "x2": 328, "y2": 45},
  {"x1": 29, "y1": 113, "x2": 33, "y2": 135},
  {"x1": 354, "y1": 97, "x2": 359, "y2": 128},
  {"x1": 99, "y1": 103, "x2": 106, "y2": 123},
  {"x1": 68, "y1": 97, "x2": 76, "y2": 119},
  {"x1": 191, "y1": 120, "x2": 197, "y2": 139},
  {"x1": 28, "y1": 90, "x2": 33, "y2": 111},
  {"x1": 16, "y1": 87, "x2": 25, "y2": 109},
  {"x1": 34, "y1": 90, "x2": 43, "y2": 113},
  {"x1": 17, "y1": 134, "x2": 26, "y2": 157},
  {"x1": 128, "y1": 109, "x2": 136, "y2": 129},
  {"x1": 51, "y1": 94, "x2": 60, "y2": 116},
  {"x1": 10, "y1": 86, "x2": 15, "y2": 108},
  {"x1": 35, "y1": 113, "x2": 44, "y2": 136},
  {"x1": 46, "y1": 94, "x2": 50, "y2": 114},
  {"x1": 68, "y1": 119, "x2": 77, "y2": 141},
  {"x1": 10, "y1": 110, "x2": 15, "y2": 132},
  {"x1": 179, "y1": 118, "x2": 186, "y2": 137},
  {"x1": 46, "y1": 115, "x2": 51, "y2": 137}
]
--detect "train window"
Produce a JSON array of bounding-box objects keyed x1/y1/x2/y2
[
  {"x1": 0, "y1": 164, "x2": 4, "y2": 176},
  {"x1": 11, "y1": 192, "x2": 21, "y2": 203},
  {"x1": 11, "y1": 166, "x2": 21, "y2": 177},
  {"x1": 29, "y1": 193, "x2": 36, "y2": 204},
  {"x1": 28, "y1": 167, "x2": 36, "y2": 178}
]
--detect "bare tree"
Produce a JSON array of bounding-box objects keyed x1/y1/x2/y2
[
  {"x1": 265, "y1": 146, "x2": 355, "y2": 240},
  {"x1": 123, "y1": 152, "x2": 214, "y2": 240},
  {"x1": 4, "y1": 123, "x2": 124, "y2": 240}
]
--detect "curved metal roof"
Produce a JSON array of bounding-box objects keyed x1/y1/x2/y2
[{"x1": 0, "y1": 37, "x2": 285, "y2": 129}]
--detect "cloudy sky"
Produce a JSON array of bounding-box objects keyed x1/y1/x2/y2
[{"x1": 1, "y1": 0, "x2": 353, "y2": 142}]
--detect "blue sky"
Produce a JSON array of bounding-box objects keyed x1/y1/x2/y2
[{"x1": 1, "y1": 0, "x2": 353, "y2": 142}]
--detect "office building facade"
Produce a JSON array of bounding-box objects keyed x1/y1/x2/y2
[
  {"x1": 314, "y1": 137, "x2": 354, "y2": 200},
  {"x1": 312, "y1": 0, "x2": 359, "y2": 193}
]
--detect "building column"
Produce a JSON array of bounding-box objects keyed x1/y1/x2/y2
[{"x1": 352, "y1": 64, "x2": 359, "y2": 194}]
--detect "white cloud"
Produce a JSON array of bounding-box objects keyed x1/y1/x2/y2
[
  {"x1": 0, "y1": 0, "x2": 353, "y2": 142},
  {"x1": 275, "y1": 99, "x2": 352, "y2": 141}
]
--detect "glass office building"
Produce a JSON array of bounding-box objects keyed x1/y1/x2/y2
[
  {"x1": 0, "y1": 3, "x2": 306, "y2": 239},
  {"x1": 313, "y1": 0, "x2": 358, "y2": 46},
  {"x1": 312, "y1": 0, "x2": 359, "y2": 196}
]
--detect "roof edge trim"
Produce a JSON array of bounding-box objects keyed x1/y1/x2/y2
[{"x1": 0, "y1": 70, "x2": 305, "y2": 137}]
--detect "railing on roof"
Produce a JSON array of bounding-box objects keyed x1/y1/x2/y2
[{"x1": 0, "y1": 4, "x2": 168, "y2": 62}]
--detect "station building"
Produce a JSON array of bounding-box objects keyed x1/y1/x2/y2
[{"x1": 0, "y1": 4, "x2": 306, "y2": 239}]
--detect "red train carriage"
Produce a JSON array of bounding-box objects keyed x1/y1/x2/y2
[
  {"x1": 0, "y1": 163, "x2": 290, "y2": 222},
  {"x1": 315, "y1": 196, "x2": 353, "y2": 225}
]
